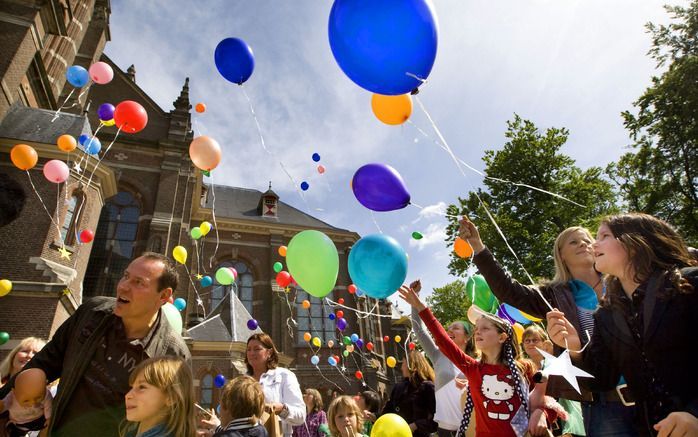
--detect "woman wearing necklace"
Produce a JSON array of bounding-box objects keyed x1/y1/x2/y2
[{"x1": 459, "y1": 217, "x2": 635, "y2": 436}]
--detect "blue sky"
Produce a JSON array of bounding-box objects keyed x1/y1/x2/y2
[{"x1": 106, "y1": 0, "x2": 682, "y2": 310}]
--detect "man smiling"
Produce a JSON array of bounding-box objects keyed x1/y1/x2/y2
[{"x1": 0, "y1": 252, "x2": 190, "y2": 436}]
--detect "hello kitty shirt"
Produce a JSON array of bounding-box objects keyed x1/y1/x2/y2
[{"x1": 419, "y1": 308, "x2": 529, "y2": 437}]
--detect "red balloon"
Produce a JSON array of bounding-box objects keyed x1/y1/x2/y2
[
  {"x1": 338, "y1": 298, "x2": 345, "y2": 305},
  {"x1": 383, "y1": 336, "x2": 390, "y2": 342},
  {"x1": 336, "y1": 310, "x2": 344, "y2": 319},
  {"x1": 408, "y1": 342, "x2": 416, "y2": 350},
  {"x1": 276, "y1": 271, "x2": 292, "y2": 288},
  {"x1": 334, "y1": 355, "x2": 340, "y2": 363},
  {"x1": 355, "y1": 370, "x2": 363, "y2": 379},
  {"x1": 79, "y1": 229, "x2": 94, "y2": 243},
  {"x1": 114, "y1": 100, "x2": 148, "y2": 133},
  {"x1": 348, "y1": 284, "x2": 357, "y2": 294},
  {"x1": 366, "y1": 342, "x2": 374, "y2": 351}
]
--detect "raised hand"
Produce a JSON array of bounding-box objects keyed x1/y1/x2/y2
[
  {"x1": 398, "y1": 284, "x2": 427, "y2": 312},
  {"x1": 458, "y1": 216, "x2": 485, "y2": 253}
]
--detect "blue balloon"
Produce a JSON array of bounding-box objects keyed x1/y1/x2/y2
[
  {"x1": 355, "y1": 289, "x2": 364, "y2": 297},
  {"x1": 84, "y1": 137, "x2": 101, "y2": 155},
  {"x1": 328, "y1": 313, "x2": 336, "y2": 321},
  {"x1": 78, "y1": 134, "x2": 90, "y2": 145},
  {"x1": 350, "y1": 333, "x2": 359, "y2": 343},
  {"x1": 328, "y1": 0, "x2": 439, "y2": 95},
  {"x1": 214, "y1": 374, "x2": 226, "y2": 388},
  {"x1": 501, "y1": 303, "x2": 529, "y2": 325},
  {"x1": 311, "y1": 355, "x2": 320, "y2": 365},
  {"x1": 200, "y1": 276, "x2": 213, "y2": 287},
  {"x1": 66, "y1": 65, "x2": 89, "y2": 87},
  {"x1": 214, "y1": 38, "x2": 255, "y2": 85},
  {"x1": 300, "y1": 181, "x2": 309, "y2": 191},
  {"x1": 312, "y1": 153, "x2": 321, "y2": 162},
  {"x1": 352, "y1": 163, "x2": 410, "y2": 212},
  {"x1": 328, "y1": 356, "x2": 337, "y2": 366},
  {"x1": 173, "y1": 298, "x2": 187, "y2": 311},
  {"x1": 348, "y1": 234, "x2": 407, "y2": 299}
]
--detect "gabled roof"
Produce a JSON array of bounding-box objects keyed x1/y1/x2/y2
[
  {"x1": 203, "y1": 184, "x2": 348, "y2": 231},
  {"x1": 188, "y1": 285, "x2": 261, "y2": 342},
  {"x1": 0, "y1": 104, "x2": 91, "y2": 143}
]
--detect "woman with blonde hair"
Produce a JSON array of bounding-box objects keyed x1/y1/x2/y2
[
  {"x1": 381, "y1": 350, "x2": 437, "y2": 437},
  {"x1": 0, "y1": 337, "x2": 45, "y2": 386},
  {"x1": 292, "y1": 388, "x2": 327, "y2": 437}
]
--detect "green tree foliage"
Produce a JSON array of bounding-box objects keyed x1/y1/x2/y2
[
  {"x1": 426, "y1": 280, "x2": 472, "y2": 325},
  {"x1": 446, "y1": 115, "x2": 618, "y2": 281},
  {"x1": 607, "y1": 3, "x2": 698, "y2": 245}
]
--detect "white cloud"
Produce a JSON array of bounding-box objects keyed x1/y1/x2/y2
[{"x1": 411, "y1": 201, "x2": 447, "y2": 224}]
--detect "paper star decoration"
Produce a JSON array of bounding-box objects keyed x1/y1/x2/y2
[
  {"x1": 73, "y1": 162, "x2": 82, "y2": 173},
  {"x1": 340, "y1": 366, "x2": 347, "y2": 372},
  {"x1": 57, "y1": 246, "x2": 71, "y2": 260},
  {"x1": 62, "y1": 288, "x2": 71, "y2": 296},
  {"x1": 536, "y1": 348, "x2": 593, "y2": 394},
  {"x1": 195, "y1": 274, "x2": 203, "y2": 280}
]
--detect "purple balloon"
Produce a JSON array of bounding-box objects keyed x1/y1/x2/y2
[
  {"x1": 355, "y1": 339, "x2": 364, "y2": 349},
  {"x1": 98, "y1": 103, "x2": 115, "y2": 121},
  {"x1": 336, "y1": 317, "x2": 348, "y2": 331},
  {"x1": 247, "y1": 319, "x2": 258, "y2": 330},
  {"x1": 352, "y1": 163, "x2": 410, "y2": 211},
  {"x1": 496, "y1": 305, "x2": 515, "y2": 325}
]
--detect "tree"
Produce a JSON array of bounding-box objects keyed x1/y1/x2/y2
[
  {"x1": 446, "y1": 115, "x2": 618, "y2": 282},
  {"x1": 607, "y1": 3, "x2": 698, "y2": 245},
  {"x1": 426, "y1": 280, "x2": 472, "y2": 324}
]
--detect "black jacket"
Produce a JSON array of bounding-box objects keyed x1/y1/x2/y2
[{"x1": 381, "y1": 378, "x2": 437, "y2": 437}]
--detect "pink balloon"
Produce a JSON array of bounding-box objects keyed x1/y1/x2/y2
[
  {"x1": 317, "y1": 164, "x2": 325, "y2": 174},
  {"x1": 189, "y1": 136, "x2": 222, "y2": 171},
  {"x1": 89, "y1": 62, "x2": 114, "y2": 85},
  {"x1": 43, "y1": 159, "x2": 69, "y2": 183}
]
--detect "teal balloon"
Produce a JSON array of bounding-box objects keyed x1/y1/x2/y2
[
  {"x1": 466, "y1": 274, "x2": 497, "y2": 313},
  {"x1": 348, "y1": 234, "x2": 407, "y2": 299},
  {"x1": 200, "y1": 275, "x2": 213, "y2": 287},
  {"x1": 0, "y1": 332, "x2": 9, "y2": 345},
  {"x1": 216, "y1": 267, "x2": 235, "y2": 285},
  {"x1": 273, "y1": 262, "x2": 283, "y2": 273},
  {"x1": 190, "y1": 227, "x2": 202, "y2": 239},
  {"x1": 286, "y1": 230, "x2": 339, "y2": 298}
]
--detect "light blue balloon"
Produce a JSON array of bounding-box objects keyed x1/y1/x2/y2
[
  {"x1": 311, "y1": 355, "x2": 320, "y2": 366},
  {"x1": 328, "y1": 356, "x2": 337, "y2": 366},
  {"x1": 501, "y1": 303, "x2": 529, "y2": 325},
  {"x1": 350, "y1": 333, "x2": 359, "y2": 343},
  {"x1": 84, "y1": 137, "x2": 101, "y2": 155},
  {"x1": 348, "y1": 234, "x2": 407, "y2": 299},
  {"x1": 174, "y1": 298, "x2": 187, "y2": 311},
  {"x1": 66, "y1": 65, "x2": 89, "y2": 87},
  {"x1": 200, "y1": 276, "x2": 213, "y2": 287}
]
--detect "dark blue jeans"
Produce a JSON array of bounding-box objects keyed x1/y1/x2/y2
[{"x1": 582, "y1": 391, "x2": 637, "y2": 437}]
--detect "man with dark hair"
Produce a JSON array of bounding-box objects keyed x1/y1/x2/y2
[
  {"x1": 0, "y1": 173, "x2": 27, "y2": 227},
  {"x1": 0, "y1": 252, "x2": 190, "y2": 437}
]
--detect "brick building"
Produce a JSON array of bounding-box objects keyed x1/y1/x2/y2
[{"x1": 0, "y1": 0, "x2": 406, "y2": 407}]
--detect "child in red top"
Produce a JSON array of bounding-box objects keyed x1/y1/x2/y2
[{"x1": 400, "y1": 284, "x2": 546, "y2": 437}]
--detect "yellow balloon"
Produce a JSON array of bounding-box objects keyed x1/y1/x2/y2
[
  {"x1": 172, "y1": 245, "x2": 187, "y2": 264},
  {"x1": 371, "y1": 94, "x2": 413, "y2": 125},
  {"x1": 0, "y1": 279, "x2": 12, "y2": 297},
  {"x1": 303, "y1": 332, "x2": 312, "y2": 342},
  {"x1": 200, "y1": 221, "x2": 212, "y2": 236},
  {"x1": 386, "y1": 356, "x2": 397, "y2": 368},
  {"x1": 513, "y1": 323, "x2": 524, "y2": 344},
  {"x1": 346, "y1": 344, "x2": 354, "y2": 353},
  {"x1": 371, "y1": 413, "x2": 411, "y2": 437},
  {"x1": 521, "y1": 310, "x2": 543, "y2": 323},
  {"x1": 312, "y1": 337, "x2": 321, "y2": 347},
  {"x1": 101, "y1": 118, "x2": 115, "y2": 126},
  {"x1": 394, "y1": 335, "x2": 401, "y2": 343}
]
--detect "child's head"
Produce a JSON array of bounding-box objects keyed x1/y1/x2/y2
[
  {"x1": 14, "y1": 368, "x2": 46, "y2": 408},
  {"x1": 123, "y1": 357, "x2": 196, "y2": 437},
  {"x1": 521, "y1": 325, "x2": 553, "y2": 361},
  {"x1": 219, "y1": 376, "x2": 265, "y2": 425},
  {"x1": 302, "y1": 388, "x2": 324, "y2": 413},
  {"x1": 474, "y1": 313, "x2": 522, "y2": 363},
  {"x1": 355, "y1": 390, "x2": 380, "y2": 415},
  {"x1": 328, "y1": 395, "x2": 364, "y2": 437}
]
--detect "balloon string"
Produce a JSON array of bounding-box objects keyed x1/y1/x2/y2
[
  {"x1": 414, "y1": 97, "x2": 536, "y2": 285},
  {"x1": 84, "y1": 125, "x2": 121, "y2": 191},
  {"x1": 325, "y1": 298, "x2": 393, "y2": 319},
  {"x1": 51, "y1": 89, "x2": 75, "y2": 122},
  {"x1": 369, "y1": 211, "x2": 383, "y2": 234},
  {"x1": 26, "y1": 171, "x2": 63, "y2": 238},
  {"x1": 183, "y1": 264, "x2": 206, "y2": 319},
  {"x1": 194, "y1": 239, "x2": 201, "y2": 276},
  {"x1": 176, "y1": 164, "x2": 193, "y2": 248},
  {"x1": 314, "y1": 365, "x2": 343, "y2": 391},
  {"x1": 208, "y1": 178, "x2": 220, "y2": 269}
]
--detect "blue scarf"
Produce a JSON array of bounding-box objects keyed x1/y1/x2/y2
[{"x1": 568, "y1": 279, "x2": 599, "y2": 311}]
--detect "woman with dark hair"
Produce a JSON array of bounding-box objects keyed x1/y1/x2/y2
[
  {"x1": 547, "y1": 213, "x2": 698, "y2": 436},
  {"x1": 246, "y1": 333, "x2": 305, "y2": 437},
  {"x1": 355, "y1": 391, "x2": 381, "y2": 435},
  {"x1": 381, "y1": 350, "x2": 438, "y2": 437},
  {"x1": 292, "y1": 388, "x2": 327, "y2": 437}
]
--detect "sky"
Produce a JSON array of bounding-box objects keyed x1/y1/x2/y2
[{"x1": 105, "y1": 0, "x2": 683, "y2": 311}]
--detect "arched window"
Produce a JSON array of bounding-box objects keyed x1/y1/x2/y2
[
  {"x1": 200, "y1": 374, "x2": 213, "y2": 410},
  {"x1": 211, "y1": 260, "x2": 253, "y2": 314},
  {"x1": 60, "y1": 193, "x2": 82, "y2": 245},
  {"x1": 296, "y1": 290, "x2": 335, "y2": 346},
  {"x1": 83, "y1": 191, "x2": 141, "y2": 298}
]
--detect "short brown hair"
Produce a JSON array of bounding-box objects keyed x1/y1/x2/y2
[
  {"x1": 221, "y1": 376, "x2": 265, "y2": 423},
  {"x1": 245, "y1": 333, "x2": 279, "y2": 374},
  {"x1": 327, "y1": 396, "x2": 364, "y2": 437},
  {"x1": 139, "y1": 252, "x2": 179, "y2": 292}
]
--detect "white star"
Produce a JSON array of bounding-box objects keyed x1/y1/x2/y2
[
  {"x1": 73, "y1": 162, "x2": 82, "y2": 173},
  {"x1": 536, "y1": 348, "x2": 593, "y2": 394},
  {"x1": 340, "y1": 366, "x2": 346, "y2": 372}
]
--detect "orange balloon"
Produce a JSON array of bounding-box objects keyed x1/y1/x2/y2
[
  {"x1": 454, "y1": 237, "x2": 473, "y2": 258},
  {"x1": 371, "y1": 93, "x2": 413, "y2": 125},
  {"x1": 195, "y1": 103, "x2": 206, "y2": 113},
  {"x1": 57, "y1": 135, "x2": 77, "y2": 152},
  {"x1": 189, "y1": 135, "x2": 221, "y2": 171},
  {"x1": 10, "y1": 144, "x2": 38, "y2": 170},
  {"x1": 302, "y1": 299, "x2": 310, "y2": 309},
  {"x1": 278, "y1": 246, "x2": 287, "y2": 257}
]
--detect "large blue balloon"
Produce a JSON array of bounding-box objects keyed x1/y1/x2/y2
[
  {"x1": 352, "y1": 163, "x2": 410, "y2": 212},
  {"x1": 214, "y1": 38, "x2": 255, "y2": 85},
  {"x1": 348, "y1": 234, "x2": 407, "y2": 299},
  {"x1": 328, "y1": 0, "x2": 439, "y2": 95},
  {"x1": 66, "y1": 65, "x2": 89, "y2": 88}
]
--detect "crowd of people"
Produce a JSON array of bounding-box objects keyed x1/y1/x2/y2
[{"x1": 0, "y1": 212, "x2": 696, "y2": 437}]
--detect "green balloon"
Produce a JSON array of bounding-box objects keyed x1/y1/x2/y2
[
  {"x1": 466, "y1": 274, "x2": 497, "y2": 313},
  {"x1": 342, "y1": 350, "x2": 349, "y2": 357},
  {"x1": 273, "y1": 262, "x2": 283, "y2": 273},
  {"x1": 286, "y1": 230, "x2": 339, "y2": 298},
  {"x1": 412, "y1": 231, "x2": 423, "y2": 240},
  {"x1": 216, "y1": 267, "x2": 235, "y2": 285},
  {"x1": 0, "y1": 331, "x2": 10, "y2": 345},
  {"x1": 190, "y1": 227, "x2": 202, "y2": 240},
  {"x1": 343, "y1": 336, "x2": 351, "y2": 345}
]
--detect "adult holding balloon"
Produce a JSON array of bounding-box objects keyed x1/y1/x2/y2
[
  {"x1": 458, "y1": 216, "x2": 635, "y2": 436},
  {"x1": 0, "y1": 252, "x2": 190, "y2": 437}
]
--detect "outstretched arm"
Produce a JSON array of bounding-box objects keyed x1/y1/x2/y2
[{"x1": 407, "y1": 280, "x2": 440, "y2": 360}]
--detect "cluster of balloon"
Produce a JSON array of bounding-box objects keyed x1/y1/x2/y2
[
  {"x1": 286, "y1": 230, "x2": 339, "y2": 298},
  {"x1": 348, "y1": 234, "x2": 408, "y2": 299},
  {"x1": 189, "y1": 136, "x2": 221, "y2": 172},
  {"x1": 57, "y1": 135, "x2": 77, "y2": 152},
  {"x1": 98, "y1": 103, "x2": 116, "y2": 127},
  {"x1": 42, "y1": 160, "x2": 69, "y2": 183},
  {"x1": 79, "y1": 134, "x2": 102, "y2": 155},
  {"x1": 79, "y1": 229, "x2": 94, "y2": 244},
  {"x1": 195, "y1": 103, "x2": 206, "y2": 113},
  {"x1": 214, "y1": 374, "x2": 226, "y2": 389},
  {"x1": 328, "y1": 0, "x2": 439, "y2": 96},
  {"x1": 371, "y1": 94, "x2": 413, "y2": 125},
  {"x1": 454, "y1": 237, "x2": 473, "y2": 258},
  {"x1": 10, "y1": 144, "x2": 38, "y2": 170},
  {"x1": 216, "y1": 267, "x2": 237, "y2": 285},
  {"x1": 371, "y1": 413, "x2": 412, "y2": 437},
  {"x1": 0, "y1": 279, "x2": 12, "y2": 297},
  {"x1": 247, "y1": 319, "x2": 259, "y2": 330},
  {"x1": 312, "y1": 152, "x2": 325, "y2": 175},
  {"x1": 0, "y1": 332, "x2": 9, "y2": 346},
  {"x1": 465, "y1": 274, "x2": 498, "y2": 313},
  {"x1": 352, "y1": 163, "x2": 410, "y2": 212},
  {"x1": 114, "y1": 100, "x2": 148, "y2": 134},
  {"x1": 173, "y1": 298, "x2": 187, "y2": 312},
  {"x1": 161, "y1": 302, "x2": 182, "y2": 334},
  {"x1": 190, "y1": 221, "x2": 213, "y2": 239},
  {"x1": 215, "y1": 37, "x2": 255, "y2": 85}
]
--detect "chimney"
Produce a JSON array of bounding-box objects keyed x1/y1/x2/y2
[{"x1": 127, "y1": 64, "x2": 136, "y2": 82}]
